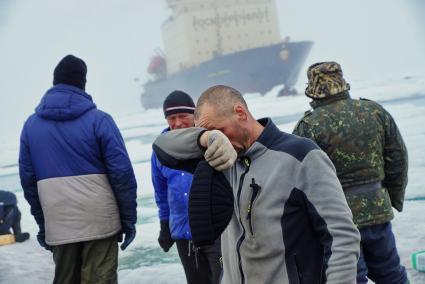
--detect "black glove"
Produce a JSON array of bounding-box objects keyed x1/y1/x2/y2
[
  {"x1": 158, "y1": 220, "x2": 174, "y2": 252},
  {"x1": 120, "y1": 221, "x2": 136, "y2": 251},
  {"x1": 37, "y1": 224, "x2": 51, "y2": 251}
]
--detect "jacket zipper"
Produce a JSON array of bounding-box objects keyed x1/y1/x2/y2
[
  {"x1": 246, "y1": 178, "x2": 261, "y2": 236},
  {"x1": 294, "y1": 253, "x2": 304, "y2": 284},
  {"x1": 236, "y1": 157, "x2": 251, "y2": 284},
  {"x1": 318, "y1": 247, "x2": 326, "y2": 284},
  {"x1": 189, "y1": 241, "x2": 200, "y2": 269}
]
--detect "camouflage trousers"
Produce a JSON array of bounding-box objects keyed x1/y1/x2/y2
[
  {"x1": 344, "y1": 182, "x2": 394, "y2": 228},
  {"x1": 52, "y1": 234, "x2": 119, "y2": 284}
]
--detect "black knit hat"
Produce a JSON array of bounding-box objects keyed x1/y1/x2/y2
[
  {"x1": 53, "y1": 55, "x2": 87, "y2": 90},
  {"x1": 163, "y1": 90, "x2": 195, "y2": 118},
  {"x1": 189, "y1": 161, "x2": 234, "y2": 247}
]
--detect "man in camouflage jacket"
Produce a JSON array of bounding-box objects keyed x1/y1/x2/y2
[{"x1": 293, "y1": 62, "x2": 408, "y2": 284}]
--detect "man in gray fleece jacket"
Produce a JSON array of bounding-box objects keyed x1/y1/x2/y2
[{"x1": 153, "y1": 85, "x2": 360, "y2": 284}]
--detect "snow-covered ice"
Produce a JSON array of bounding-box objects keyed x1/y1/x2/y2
[{"x1": 1, "y1": 76, "x2": 424, "y2": 283}]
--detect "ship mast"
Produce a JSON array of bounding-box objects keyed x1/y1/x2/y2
[{"x1": 213, "y1": 0, "x2": 223, "y2": 57}]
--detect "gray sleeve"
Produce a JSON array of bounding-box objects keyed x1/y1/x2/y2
[
  {"x1": 153, "y1": 127, "x2": 207, "y2": 173},
  {"x1": 295, "y1": 150, "x2": 360, "y2": 284}
]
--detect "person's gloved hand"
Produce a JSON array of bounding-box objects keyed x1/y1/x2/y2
[
  {"x1": 158, "y1": 220, "x2": 174, "y2": 252},
  {"x1": 37, "y1": 224, "x2": 51, "y2": 251},
  {"x1": 204, "y1": 130, "x2": 237, "y2": 171},
  {"x1": 120, "y1": 221, "x2": 136, "y2": 251}
]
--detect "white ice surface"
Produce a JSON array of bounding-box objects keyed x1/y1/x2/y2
[{"x1": 1, "y1": 76, "x2": 424, "y2": 283}]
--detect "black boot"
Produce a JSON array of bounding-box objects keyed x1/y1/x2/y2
[
  {"x1": 15, "y1": 232, "x2": 30, "y2": 243},
  {"x1": 12, "y1": 212, "x2": 30, "y2": 242},
  {"x1": 12, "y1": 220, "x2": 22, "y2": 234}
]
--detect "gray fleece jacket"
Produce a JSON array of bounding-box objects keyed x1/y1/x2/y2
[{"x1": 153, "y1": 118, "x2": 360, "y2": 284}]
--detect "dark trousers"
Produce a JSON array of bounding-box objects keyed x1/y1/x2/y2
[
  {"x1": 176, "y1": 239, "x2": 222, "y2": 284},
  {"x1": 51, "y1": 234, "x2": 118, "y2": 284},
  {"x1": 0, "y1": 205, "x2": 22, "y2": 235},
  {"x1": 357, "y1": 222, "x2": 408, "y2": 284}
]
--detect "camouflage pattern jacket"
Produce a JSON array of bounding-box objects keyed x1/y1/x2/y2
[{"x1": 293, "y1": 92, "x2": 408, "y2": 228}]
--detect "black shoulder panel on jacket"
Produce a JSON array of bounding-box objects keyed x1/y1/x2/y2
[
  {"x1": 256, "y1": 118, "x2": 319, "y2": 162},
  {"x1": 268, "y1": 133, "x2": 319, "y2": 162}
]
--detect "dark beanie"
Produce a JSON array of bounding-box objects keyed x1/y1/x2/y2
[
  {"x1": 53, "y1": 55, "x2": 87, "y2": 90},
  {"x1": 163, "y1": 90, "x2": 195, "y2": 118},
  {"x1": 189, "y1": 161, "x2": 234, "y2": 247}
]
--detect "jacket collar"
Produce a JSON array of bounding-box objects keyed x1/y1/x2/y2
[
  {"x1": 310, "y1": 92, "x2": 350, "y2": 109},
  {"x1": 242, "y1": 118, "x2": 281, "y2": 162}
]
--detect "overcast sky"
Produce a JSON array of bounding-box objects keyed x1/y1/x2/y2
[{"x1": 0, "y1": 0, "x2": 424, "y2": 143}]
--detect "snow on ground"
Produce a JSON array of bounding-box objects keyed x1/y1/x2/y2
[
  {"x1": 392, "y1": 201, "x2": 425, "y2": 283},
  {"x1": 1, "y1": 76, "x2": 424, "y2": 283}
]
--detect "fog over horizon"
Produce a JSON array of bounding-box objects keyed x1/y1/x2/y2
[{"x1": 0, "y1": 0, "x2": 424, "y2": 143}]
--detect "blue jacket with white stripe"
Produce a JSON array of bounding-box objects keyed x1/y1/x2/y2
[{"x1": 19, "y1": 84, "x2": 137, "y2": 245}]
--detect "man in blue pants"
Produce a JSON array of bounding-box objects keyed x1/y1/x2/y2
[
  {"x1": 293, "y1": 62, "x2": 408, "y2": 284},
  {"x1": 0, "y1": 190, "x2": 30, "y2": 242}
]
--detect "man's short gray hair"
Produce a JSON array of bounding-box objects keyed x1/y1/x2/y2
[{"x1": 195, "y1": 85, "x2": 248, "y2": 119}]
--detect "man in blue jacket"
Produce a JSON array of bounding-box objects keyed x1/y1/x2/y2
[
  {"x1": 19, "y1": 55, "x2": 137, "y2": 283},
  {"x1": 151, "y1": 91, "x2": 222, "y2": 284},
  {"x1": 0, "y1": 190, "x2": 30, "y2": 243}
]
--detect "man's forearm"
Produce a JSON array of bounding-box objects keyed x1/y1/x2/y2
[{"x1": 153, "y1": 127, "x2": 207, "y2": 173}]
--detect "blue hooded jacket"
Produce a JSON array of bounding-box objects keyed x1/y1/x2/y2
[
  {"x1": 151, "y1": 128, "x2": 193, "y2": 240},
  {"x1": 19, "y1": 84, "x2": 137, "y2": 244}
]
